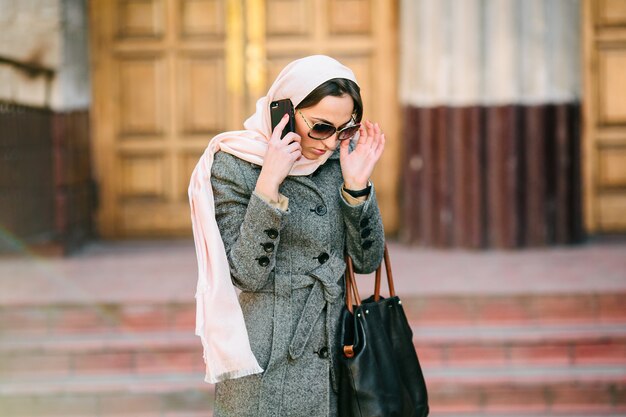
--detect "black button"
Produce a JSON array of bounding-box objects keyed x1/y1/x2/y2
[
  {"x1": 257, "y1": 256, "x2": 270, "y2": 267},
  {"x1": 359, "y1": 218, "x2": 369, "y2": 228},
  {"x1": 261, "y1": 242, "x2": 275, "y2": 253},
  {"x1": 316, "y1": 347, "x2": 329, "y2": 359},
  {"x1": 265, "y1": 228, "x2": 279, "y2": 239},
  {"x1": 314, "y1": 204, "x2": 327, "y2": 216},
  {"x1": 362, "y1": 240, "x2": 373, "y2": 250},
  {"x1": 361, "y1": 228, "x2": 372, "y2": 239},
  {"x1": 317, "y1": 252, "x2": 329, "y2": 264}
]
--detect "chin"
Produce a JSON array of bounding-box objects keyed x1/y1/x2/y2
[{"x1": 303, "y1": 152, "x2": 322, "y2": 160}]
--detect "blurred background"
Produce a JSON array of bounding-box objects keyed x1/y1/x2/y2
[{"x1": 0, "y1": 0, "x2": 625, "y2": 416}]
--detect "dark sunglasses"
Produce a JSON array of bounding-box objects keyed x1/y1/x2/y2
[{"x1": 298, "y1": 110, "x2": 361, "y2": 141}]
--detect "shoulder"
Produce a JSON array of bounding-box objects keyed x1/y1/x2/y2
[
  {"x1": 211, "y1": 151, "x2": 259, "y2": 191},
  {"x1": 212, "y1": 151, "x2": 258, "y2": 175}
]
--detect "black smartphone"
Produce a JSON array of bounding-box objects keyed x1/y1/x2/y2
[{"x1": 270, "y1": 99, "x2": 295, "y2": 139}]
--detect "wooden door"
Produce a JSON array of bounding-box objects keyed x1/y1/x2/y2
[
  {"x1": 583, "y1": 0, "x2": 626, "y2": 233},
  {"x1": 91, "y1": 0, "x2": 399, "y2": 237}
]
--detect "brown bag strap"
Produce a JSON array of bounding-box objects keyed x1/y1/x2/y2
[
  {"x1": 345, "y1": 256, "x2": 361, "y2": 314},
  {"x1": 345, "y1": 243, "x2": 395, "y2": 309}
]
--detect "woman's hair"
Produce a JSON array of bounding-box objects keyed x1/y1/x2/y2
[{"x1": 296, "y1": 78, "x2": 363, "y2": 123}]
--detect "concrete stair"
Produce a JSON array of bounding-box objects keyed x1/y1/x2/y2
[{"x1": 1, "y1": 292, "x2": 625, "y2": 416}]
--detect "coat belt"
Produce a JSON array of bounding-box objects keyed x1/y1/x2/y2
[{"x1": 257, "y1": 272, "x2": 342, "y2": 416}]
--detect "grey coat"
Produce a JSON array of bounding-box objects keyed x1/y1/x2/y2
[{"x1": 210, "y1": 148, "x2": 385, "y2": 417}]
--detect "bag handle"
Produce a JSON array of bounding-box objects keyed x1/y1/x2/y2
[
  {"x1": 346, "y1": 243, "x2": 395, "y2": 311},
  {"x1": 374, "y1": 243, "x2": 396, "y2": 301},
  {"x1": 343, "y1": 243, "x2": 395, "y2": 358}
]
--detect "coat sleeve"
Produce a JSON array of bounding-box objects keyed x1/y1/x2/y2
[
  {"x1": 339, "y1": 183, "x2": 385, "y2": 274},
  {"x1": 211, "y1": 152, "x2": 290, "y2": 291}
]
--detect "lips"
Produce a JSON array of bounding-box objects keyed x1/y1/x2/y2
[{"x1": 311, "y1": 148, "x2": 327, "y2": 155}]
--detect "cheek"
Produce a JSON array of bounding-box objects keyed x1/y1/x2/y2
[{"x1": 300, "y1": 135, "x2": 316, "y2": 150}]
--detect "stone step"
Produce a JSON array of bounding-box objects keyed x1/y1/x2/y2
[
  {"x1": 1, "y1": 323, "x2": 625, "y2": 378},
  {"x1": 0, "y1": 372, "x2": 623, "y2": 416},
  {"x1": 1, "y1": 292, "x2": 624, "y2": 336}
]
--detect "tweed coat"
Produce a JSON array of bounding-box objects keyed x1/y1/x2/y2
[{"x1": 210, "y1": 146, "x2": 385, "y2": 417}]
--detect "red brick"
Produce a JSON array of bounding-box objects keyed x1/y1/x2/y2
[
  {"x1": 473, "y1": 296, "x2": 532, "y2": 323},
  {"x1": 0, "y1": 307, "x2": 50, "y2": 334},
  {"x1": 444, "y1": 345, "x2": 507, "y2": 365},
  {"x1": 119, "y1": 304, "x2": 170, "y2": 331},
  {"x1": 98, "y1": 393, "x2": 163, "y2": 416},
  {"x1": 483, "y1": 386, "x2": 548, "y2": 412},
  {"x1": 549, "y1": 383, "x2": 614, "y2": 413},
  {"x1": 407, "y1": 297, "x2": 474, "y2": 324},
  {"x1": 428, "y1": 384, "x2": 481, "y2": 413},
  {"x1": 414, "y1": 345, "x2": 445, "y2": 367},
  {"x1": 135, "y1": 350, "x2": 197, "y2": 373},
  {"x1": 0, "y1": 353, "x2": 71, "y2": 376},
  {"x1": 72, "y1": 352, "x2": 134, "y2": 373},
  {"x1": 598, "y1": 294, "x2": 626, "y2": 322},
  {"x1": 509, "y1": 343, "x2": 572, "y2": 365},
  {"x1": 573, "y1": 341, "x2": 626, "y2": 364},
  {"x1": 171, "y1": 304, "x2": 195, "y2": 330},
  {"x1": 530, "y1": 295, "x2": 597, "y2": 323},
  {"x1": 49, "y1": 305, "x2": 113, "y2": 333}
]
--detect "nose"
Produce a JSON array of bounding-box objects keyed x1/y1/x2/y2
[{"x1": 321, "y1": 133, "x2": 339, "y2": 150}]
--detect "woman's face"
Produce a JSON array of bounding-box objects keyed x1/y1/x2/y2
[{"x1": 295, "y1": 94, "x2": 355, "y2": 160}]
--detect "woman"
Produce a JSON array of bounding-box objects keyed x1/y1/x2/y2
[{"x1": 188, "y1": 55, "x2": 386, "y2": 417}]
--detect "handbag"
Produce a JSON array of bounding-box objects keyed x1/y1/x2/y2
[{"x1": 338, "y1": 243, "x2": 429, "y2": 417}]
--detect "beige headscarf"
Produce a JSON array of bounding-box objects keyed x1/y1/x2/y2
[{"x1": 188, "y1": 55, "x2": 358, "y2": 383}]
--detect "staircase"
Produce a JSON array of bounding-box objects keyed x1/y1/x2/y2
[{"x1": 0, "y1": 241, "x2": 625, "y2": 416}]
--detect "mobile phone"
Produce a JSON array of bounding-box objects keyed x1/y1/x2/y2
[{"x1": 270, "y1": 99, "x2": 295, "y2": 139}]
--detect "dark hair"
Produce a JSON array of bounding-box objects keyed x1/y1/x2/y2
[{"x1": 296, "y1": 78, "x2": 363, "y2": 123}]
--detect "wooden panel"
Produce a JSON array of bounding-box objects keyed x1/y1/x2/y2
[
  {"x1": 598, "y1": 146, "x2": 626, "y2": 186},
  {"x1": 120, "y1": 153, "x2": 167, "y2": 199},
  {"x1": 597, "y1": 0, "x2": 626, "y2": 26},
  {"x1": 178, "y1": 54, "x2": 226, "y2": 135},
  {"x1": 116, "y1": 0, "x2": 164, "y2": 39},
  {"x1": 418, "y1": 107, "x2": 436, "y2": 246},
  {"x1": 400, "y1": 107, "x2": 421, "y2": 243},
  {"x1": 179, "y1": 152, "x2": 204, "y2": 199},
  {"x1": 117, "y1": 56, "x2": 166, "y2": 137},
  {"x1": 266, "y1": 0, "x2": 310, "y2": 36},
  {"x1": 524, "y1": 105, "x2": 547, "y2": 246},
  {"x1": 597, "y1": 194, "x2": 626, "y2": 229},
  {"x1": 486, "y1": 106, "x2": 520, "y2": 248},
  {"x1": 402, "y1": 103, "x2": 582, "y2": 248},
  {"x1": 584, "y1": 0, "x2": 626, "y2": 233},
  {"x1": 597, "y1": 48, "x2": 626, "y2": 125},
  {"x1": 179, "y1": 0, "x2": 225, "y2": 38},
  {"x1": 121, "y1": 202, "x2": 192, "y2": 235},
  {"x1": 329, "y1": 0, "x2": 371, "y2": 35}
]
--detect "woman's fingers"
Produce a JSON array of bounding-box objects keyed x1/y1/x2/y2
[{"x1": 271, "y1": 113, "x2": 292, "y2": 141}]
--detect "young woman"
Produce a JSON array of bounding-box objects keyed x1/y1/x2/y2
[{"x1": 189, "y1": 55, "x2": 386, "y2": 417}]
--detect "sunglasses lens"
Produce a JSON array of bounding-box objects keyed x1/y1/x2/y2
[
  {"x1": 310, "y1": 123, "x2": 336, "y2": 139},
  {"x1": 338, "y1": 125, "x2": 360, "y2": 141}
]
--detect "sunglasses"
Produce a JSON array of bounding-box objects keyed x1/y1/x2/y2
[{"x1": 298, "y1": 110, "x2": 361, "y2": 141}]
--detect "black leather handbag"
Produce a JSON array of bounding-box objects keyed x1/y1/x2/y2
[{"x1": 338, "y1": 244, "x2": 429, "y2": 417}]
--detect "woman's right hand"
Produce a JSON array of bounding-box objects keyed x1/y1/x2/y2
[{"x1": 255, "y1": 114, "x2": 302, "y2": 201}]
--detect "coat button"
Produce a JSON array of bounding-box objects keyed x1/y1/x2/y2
[
  {"x1": 317, "y1": 252, "x2": 329, "y2": 264},
  {"x1": 362, "y1": 240, "x2": 373, "y2": 250},
  {"x1": 257, "y1": 256, "x2": 270, "y2": 267},
  {"x1": 316, "y1": 347, "x2": 329, "y2": 359},
  {"x1": 261, "y1": 242, "x2": 275, "y2": 253},
  {"x1": 359, "y1": 218, "x2": 369, "y2": 228},
  {"x1": 264, "y1": 228, "x2": 279, "y2": 239},
  {"x1": 314, "y1": 204, "x2": 327, "y2": 216},
  {"x1": 360, "y1": 228, "x2": 372, "y2": 238}
]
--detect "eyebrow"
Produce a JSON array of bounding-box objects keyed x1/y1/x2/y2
[{"x1": 311, "y1": 116, "x2": 353, "y2": 128}]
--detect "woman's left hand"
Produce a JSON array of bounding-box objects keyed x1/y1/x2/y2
[{"x1": 339, "y1": 120, "x2": 385, "y2": 190}]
